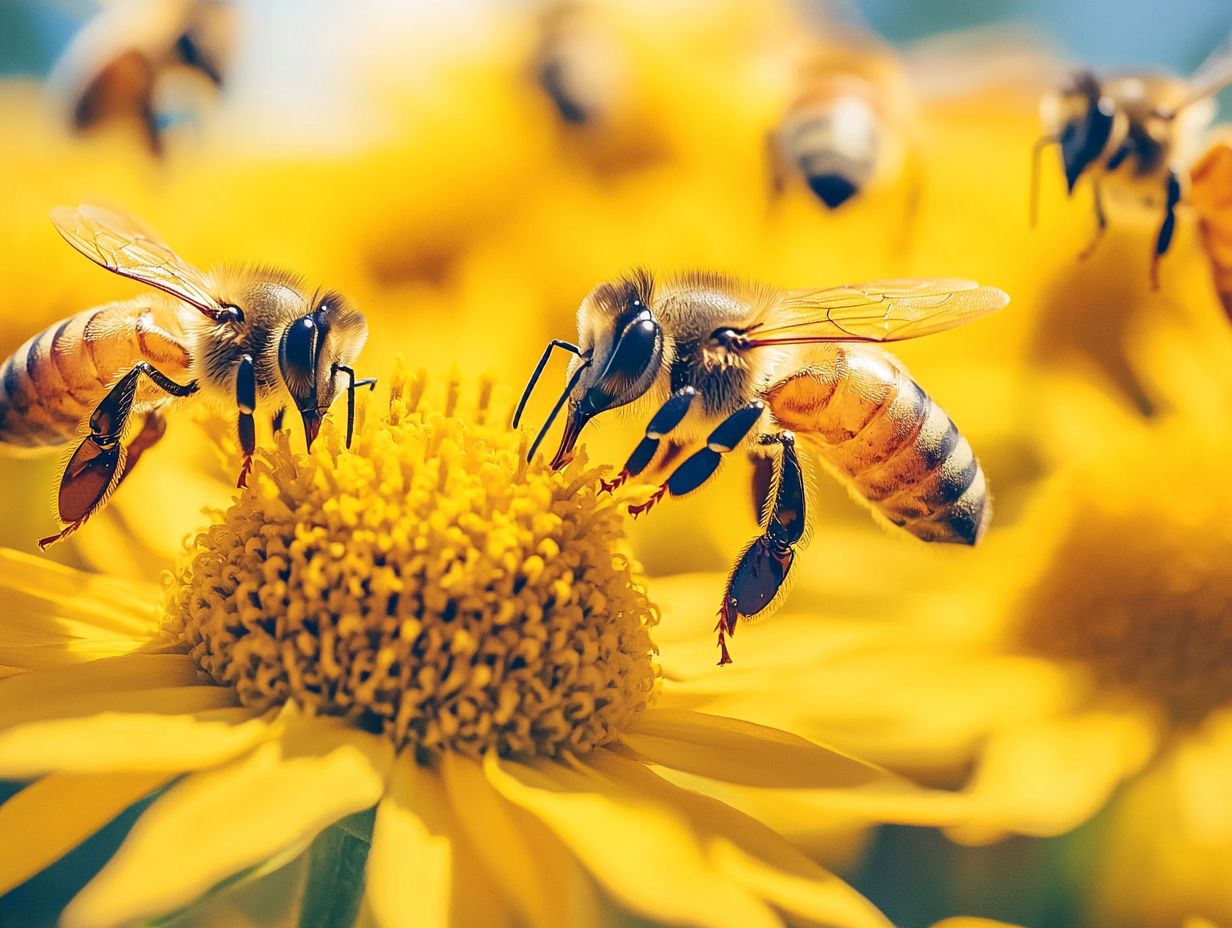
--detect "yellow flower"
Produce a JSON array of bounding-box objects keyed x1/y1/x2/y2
[
  {"x1": 660, "y1": 310, "x2": 1232, "y2": 926},
  {"x1": 0, "y1": 370, "x2": 904, "y2": 928}
]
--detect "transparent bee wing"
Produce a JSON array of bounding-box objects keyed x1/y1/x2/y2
[
  {"x1": 51, "y1": 204, "x2": 227, "y2": 320},
  {"x1": 746, "y1": 279, "x2": 1009, "y2": 346},
  {"x1": 1171, "y1": 33, "x2": 1232, "y2": 114}
]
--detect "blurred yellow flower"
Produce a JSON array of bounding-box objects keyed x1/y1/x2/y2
[
  {"x1": 0, "y1": 371, "x2": 906, "y2": 928},
  {"x1": 661, "y1": 309, "x2": 1232, "y2": 925}
]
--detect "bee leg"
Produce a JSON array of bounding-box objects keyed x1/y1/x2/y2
[
  {"x1": 271, "y1": 406, "x2": 286, "y2": 433},
  {"x1": 1150, "y1": 169, "x2": 1182, "y2": 290},
  {"x1": 750, "y1": 452, "x2": 774, "y2": 524},
  {"x1": 332, "y1": 363, "x2": 378, "y2": 449},
  {"x1": 38, "y1": 363, "x2": 196, "y2": 549},
  {"x1": 1077, "y1": 176, "x2": 1108, "y2": 260},
  {"x1": 236, "y1": 354, "x2": 256, "y2": 489},
  {"x1": 599, "y1": 386, "x2": 696, "y2": 494},
  {"x1": 628, "y1": 400, "x2": 763, "y2": 518},
  {"x1": 717, "y1": 432, "x2": 805, "y2": 665}
]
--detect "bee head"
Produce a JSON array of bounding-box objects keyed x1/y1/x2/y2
[
  {"x1": 277, "y1": 292, "x2": 368, "y2": 448},
  {"x1": 1044, "y1": 70, "x2": 1116, "y2": 192},
  {"x1": 529, "y1": 270, "x2": 664, "y2": 469}
]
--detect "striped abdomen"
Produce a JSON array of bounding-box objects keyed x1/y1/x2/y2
[
  {"x1": 765, "y1": 344, "x2": 989, "y2": 545},
  {"x1": 0, "y1": 297, "x2": 192, "y2": 450},
  {"x1": 1190, "y1": 142, "x2": 1232, "y2": 321}
]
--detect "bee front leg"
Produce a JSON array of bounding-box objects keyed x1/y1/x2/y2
[
  {"x1": 717, "y1": 432, "x2": 805, "y2": 666},
  {"x1": 332, "y1": 363, "x2": 378, "y2": 449},
  {"x1": 628, "y1": 400, "x2": 764, "y2": 518},
  {"x1": 599, "y1": 386, "x2": 696, "y2": 494},
  {"x1": 236, "y1": 354, "x2": 256, "y2": 489},
  {"x1": 1077, "y1": 175, "x2": 1109, "y2": 260},
  {"x1": 38, "y1": 363, "x2": 197, "y2": 549},
  {"x1": 1150, "y1": 169, "x2": 1182, "y2": 290}
]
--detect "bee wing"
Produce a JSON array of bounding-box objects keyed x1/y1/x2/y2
[
  {"x1": 747, "y1": 279, "x2": 1009, "y2": 346},
  {"x1": 51, "y1": 204, "x2": 228, "y2": 320},
  {"x1": 1171, "y1": 33, "x2": 1232, "y2": 113}
]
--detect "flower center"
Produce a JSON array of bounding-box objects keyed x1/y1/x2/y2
[
  {"x1": 166, "y1": 371, "x2": 658, "y2": 758},
  {"x1": 1016, "y1": 424, "x2": 1232, "y2": 726}
]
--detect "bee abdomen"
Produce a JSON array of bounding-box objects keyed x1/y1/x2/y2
[
  {"x1": 767, "y1": 346, "x2": 989, "y2": 545},
  {"x1": 0, "y1": 302, "x2": 186, "y2": 450}
]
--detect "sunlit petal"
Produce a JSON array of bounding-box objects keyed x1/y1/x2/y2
[
  {"x1": 487, "y1": 752, "x2": 782, "y2": 928},
  {"x1": 621, "y1": 706, "x2": 887, "y2": 788},
  {"x1": 0, "y1": 772, "x2": 171, "y2": 896},
  {"x1": 0, "y1": 708, "x2": 271, "y2": 777},
  {"x1": 61, "y1": 714, "x2": 391, "y2": 928},
  {"x1": 366, "y1": 754, "x2": 510, "y2": 928}
]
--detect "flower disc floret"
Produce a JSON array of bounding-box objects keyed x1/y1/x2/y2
[{"x1": 167, "y1": 371, "x2": 658, "y2": 758}]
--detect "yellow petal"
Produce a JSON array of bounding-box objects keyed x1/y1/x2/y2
[
  {"x1": 0, "y1": 548, "x2": 159, "y2": 639},
  {"x1": 367, "y1": 755, "x2": 510, "y2": 928},
  {"x1": 0, "y1": 708, "x2": 270, "y2": 777},
  {"x1": 931, "y1": 920, "x2": 1024, "y2": 928},
  {"x1": 950, "y1": 708, "x2": 1159, "y2": 843},
  {"x1": 440, "y1": 751, "x2": 601, "y2": 928},
  {"x1": 590, "y1": 749, "x2": 891, "y2": 928},
  {"x1": 0, "y1": 771, "x2": 171, "y2": 896},
  {"x1": 62, "y1": 715, "x2": 392, "y2": 928},
  {"x1": 621, "y1": 706, "x2": 887, "y2": 788},
  {"x1": 486, "y1": 752, "x2": 781, "y2": 928},
  {"x1": 0, "y1": 653, "x2": 232, "y2": 729}
]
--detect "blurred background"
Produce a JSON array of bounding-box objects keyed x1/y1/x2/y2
[{"x1": 3, "y1": 1, "x2": 1232, "y2": 927}]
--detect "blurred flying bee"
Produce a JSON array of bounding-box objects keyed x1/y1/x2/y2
[
  {"x1": 766, "y1": 33, "x2": 919, "y2": 212},
  {"x1": 1189, "y1": 139, "x2": 1232, "y2": 321},
  {"x1": 0, "y1": 206, "x2": 372, "y2": 549},
  {"x1": 532, "y1": 2, "x2": 627, "y2": 128},
  {"x1": 49, "y1": 0, "x2": 235, "y2": 156},
  {"x1": 514, "y1": 271, "x2": 1008, "y2": 664},
  {"x1": 1032, "y1": 38, "x2": 1232, "y2": 287}
]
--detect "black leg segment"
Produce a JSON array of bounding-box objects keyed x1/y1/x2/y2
[
  {"x1": 333, "y1": 363, "x2": 378, "y2": 448},
  {"x1": 599, "y1": 386, "x2": 696, "y2": 494},
  {"x1": 38, "y1": 363, "x2": 197, "y2": 549},
  {"x1": 629, "y1": 400, "x2": 764, "y2": 518},
  {"x1": 1150, "y1": 169, "x2": 1181, "y2": 290},
  {"x1": 236, "y1": 354, "x2": 257, "y2": 488},
  {"x1": 716, "y1": 432, "x2": 806, "y2": 665}
]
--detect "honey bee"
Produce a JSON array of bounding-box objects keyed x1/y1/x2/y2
[
  {"x1": 514, "y1": 271, "x2": 1008, "y2": 664},
  {"x1": 766, "y1": 32, "x2": 918, "y2": 212},
  {"x1": 50, "y1": 0, "x2": 234, "y2": 156},
  {"x1": 1032, "y1": 38, "x2": 1232, "y2": 287},
  {"x1": 1189, "y1": 138, "x2": 1232, "y2": 321},
  {"x1": 532, "y1": 2, "x2": 627, "y2": 129},
  {"x1": 0, "y1": 205, "x2": 372, "y2": 549}
]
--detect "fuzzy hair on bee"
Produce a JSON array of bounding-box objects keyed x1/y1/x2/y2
[
  {"x1": 0, "y1": 205, "x2": 373, "y2": 549},
  {"x1": 516, "y1": 269, "x2": 1009, "y2": 663}
]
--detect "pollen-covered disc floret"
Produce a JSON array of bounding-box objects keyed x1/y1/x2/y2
[{"x1": 166, "y1": 370, "x2": 658, "y2": 758}]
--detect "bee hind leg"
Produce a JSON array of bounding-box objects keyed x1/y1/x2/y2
[
  {"x1": 717, "y1": 432, "x2": 805, "y2": 665},
  {"x1": 37, "y1": 363, "x2": 196, "y2": 549},
  {"x1": 628, "y1": 399, "x2": 763, "y2": 518},
  {"x1": 1150, "y1": 169, "x2": 1181, "y2": 290},
  {"x1": 599, "y1": 386, "x2": 696, "y2": 495}
]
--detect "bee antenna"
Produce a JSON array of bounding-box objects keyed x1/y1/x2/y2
[
  {"x1": 1030, "y1": 134, "x2": 1059, "y2": 227},
  {"x1": 512, "y1": 339, "x2": 582, "y2": 428},
  {"x1": 527, "y1": 359, "x2": 591, "y2": 462}
]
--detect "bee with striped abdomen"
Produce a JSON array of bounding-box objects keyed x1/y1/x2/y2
[
  {"x1": 50, "y1": 0, "x2": 234, "y2": 156},
  {"x1": 514, "y1": 271, "x2": 1008, "y2": 664},
  {"x1": 766, "y1": 33, "x2": 918, "y2": 212},
  {"x1": 0, "y1": 205, "x2": 372, "y2": 548},
  {"x1": 1032, "y1": 38, "x2": 1232, "y2": 287}
]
